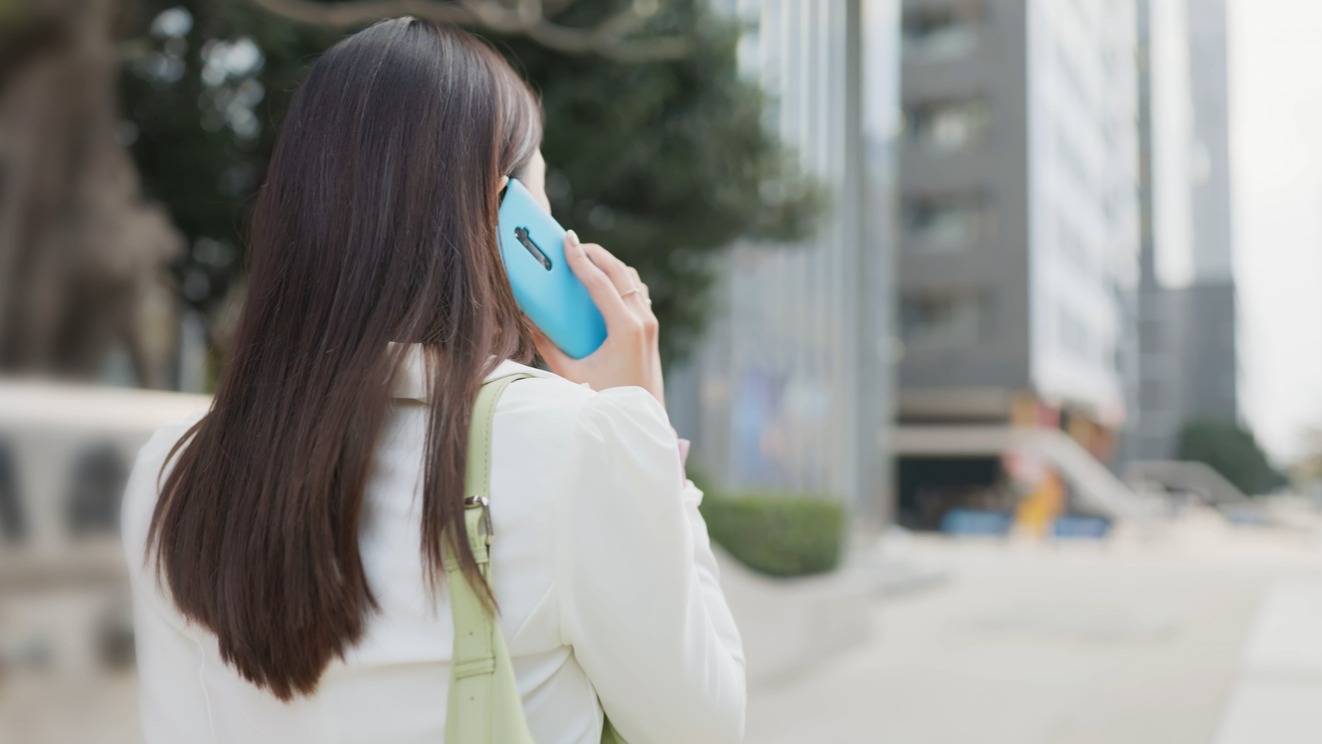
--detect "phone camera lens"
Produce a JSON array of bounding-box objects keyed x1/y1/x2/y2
[{"x1": 514, "y1": 226, "x2": 553, "y2": 272}]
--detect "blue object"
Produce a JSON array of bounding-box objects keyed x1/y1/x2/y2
[
  {"x1": 1051, "y1": 515, "x2": 1112, "y2": 539},
  {"x1": 940, "y1": 509, "x2": 1013, "y2": 536},
  {"x1": 497, "y1": 179, "x2": 607, "y2": 359}
]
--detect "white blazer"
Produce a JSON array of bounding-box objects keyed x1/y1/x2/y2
[{"x1": 121, "y1": 345, "x2": 746, "y2": 743}]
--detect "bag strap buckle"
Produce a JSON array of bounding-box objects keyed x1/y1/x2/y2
[{"x1": 464, "y1": 495, "x2": 494, "y2": 546}]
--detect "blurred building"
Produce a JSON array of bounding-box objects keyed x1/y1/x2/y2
[
  {"x1": 1186, "y1": 0, "x2": 1235, "y2": 286},
  {"x1": 893, "y1": 0, "x2": 1144, "y2": 531},
  {"x1": 1129, "y1": 0, "x2": 1194, "y2": 464},
  {"x1": 670, "y1": 0, "x2": 900, "y2": 531},
  {"x1": 1174, "y1": 0, "x2": 1240, "y2": 428},
  {"x1": 1128, "y1": 0, "x2": 1240, "y2": 466}
]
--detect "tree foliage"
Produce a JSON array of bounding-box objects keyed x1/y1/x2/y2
[
  {"x1": 1178, "y1": 417, "x2": 1280, "y2": 497},
  {"x1": 120, "y1": 1, "x2": 341, "y2": 344},
  {"x1": 1292, "y1": 428, "x2": 1322, "y2": 490},
  {"x1": 118, "y1": 0, "x2": 820, "y2": 365}
]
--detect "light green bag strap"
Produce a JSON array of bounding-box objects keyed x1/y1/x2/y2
[
  {"x1": 445, "y1": 372, "x2": 536, "y2": 744},
  {"x1": 444, "y1": 371, "x2": 627, "y2": 744}
]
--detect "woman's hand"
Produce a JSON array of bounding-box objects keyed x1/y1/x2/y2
[{"x1": 533, "y1": 230, "x2": 665, "y2": 406}]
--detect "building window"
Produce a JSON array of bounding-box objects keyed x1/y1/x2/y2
[
  {"x1": 901, "y1": 290, "x2": 993, "y2": 347},
  {"x1": 1138, "y1": 316, "x2": 1162, "y2": 351},
  {"x1": 902, "y1": 2, "x2": 983, "y2": 61},
  {"x1": 904, "y1": 193, "x2": 993, "y2": 252},
  {"x1": 1139, "y1": 382, "x2": 1166, "y2": 414},
  {"x1": 1056, "y1": 305, "x2": 1093, "y2": 363},
  {"x1": 1055, "y1": 41, "x2": 1093, "y2": 111},
  {"x1": 1055, "y1": 217, "x2": 1092, "y2": 274},
  {"x1": 1055, "y1": 123, "x2": 1093, "y2": 193},
  {"x1": 906, "y1": 98, "x2": 992, "y2": 152}
]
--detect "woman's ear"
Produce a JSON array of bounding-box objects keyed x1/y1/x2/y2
[{"x1": 497, "y1": 175, "x2": 510, "y2": 192}]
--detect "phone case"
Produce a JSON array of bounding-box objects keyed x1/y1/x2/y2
[{"x1": 497, "y1": 179, "x2": 607, "y2": 359}]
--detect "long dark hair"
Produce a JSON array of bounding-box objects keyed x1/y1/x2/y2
[{"x1": 146, "y1": 18, "x2": 541, "y2": 700}]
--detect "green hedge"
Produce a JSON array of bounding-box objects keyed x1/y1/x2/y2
[{"x1": 699, "y1": 492, "x2": 846, "y2": 578}]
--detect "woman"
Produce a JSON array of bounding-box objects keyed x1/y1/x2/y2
[{"x1": 121, "y1": 18, "x2": 745, "y2": 744}]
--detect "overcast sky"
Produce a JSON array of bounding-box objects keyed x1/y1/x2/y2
[{"x1": 1229, "y1": 0, "x2": 1322, "y2": 464}]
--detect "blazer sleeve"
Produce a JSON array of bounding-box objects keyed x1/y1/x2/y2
[
  {"x1": 121, "y1": 421, "x2": 218, "y2": 744},
  {"x1": 555, "y1": 386, "x2": 746, "y2": 744}
]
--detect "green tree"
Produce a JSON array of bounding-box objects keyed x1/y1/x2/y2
[
  {"x1": 1292, "y1": 428, "x2": 1322, "y2": 491},
  {"x1": 119, "y1": 0, "x2": 342, "y2": 348},
  {"x1": 119, "y1": 0, "x2": 820, "y2": 368},
  {"x1": 1178, "y1": 417, "x2": 1280, "y2": 497}
]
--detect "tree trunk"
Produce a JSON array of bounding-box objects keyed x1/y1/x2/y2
[{"x1": 0, "y1": 0, "x2": 181, "y2": 386}]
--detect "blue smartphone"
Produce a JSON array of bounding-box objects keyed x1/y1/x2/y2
[{"x1": 497, "y1": 179, "x2": 607, "y2": 359}]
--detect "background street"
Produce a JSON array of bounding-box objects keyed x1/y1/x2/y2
[
  {"x1": 748, "y1": 511, "x2": 1322, "y2": 743},
  {"x1": 10, "y1": 510, "x2": 1322, "y2": 743}
]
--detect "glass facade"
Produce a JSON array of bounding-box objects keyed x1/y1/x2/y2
[
  {"x1": 672, "y1": 0, "x2": 900, "y2": 529},
  {"x1": 906, "y1": 98, "x2": 992, "y2": 152},
  {"x1": 1026, "y1": 0, "x2": 1138, "y2": 424},
  {"x1": 901, "y1": 1, "x2": 984, "y2": 61},
  {"x1": 903, "y1": 191, "x2": 993, "y2": 252},
  {"x1": 901, "y1": 289, "x2": 993, "y2": 348}
]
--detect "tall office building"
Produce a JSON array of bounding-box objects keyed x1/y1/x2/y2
[
  {"x1": 671, "y1": 0, "x2": 900, "y2": 530},
  {"x1": 1129, "y1": 0, "x2": 1239, "y2": 465},
  {"x1": 1131, "y1": 0, "x2": 1194, "y2": 462},
  {"x1": 1179, "y1": 0, "x2": 1239, "y2": 423},
  {"x1": 894, "y1": 0, "x2": 1141, "y2": 528},
  {"x1": 1186, "y1": 0, "x2": 1234, "y2": 283}
]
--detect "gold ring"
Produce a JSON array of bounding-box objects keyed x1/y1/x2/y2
[{"x1": 620, "y1": 287, "x2": 643, "y2": 298}]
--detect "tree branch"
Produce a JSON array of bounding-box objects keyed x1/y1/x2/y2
[
  {"x1": 249, "y1": 0, "x2": 475, "y2": 28},
  {"x1": 248, "y1": 0, "x2": 692, "y2": 61},
  {"x1": 542, "y1": 0, "x2": 578, "y2": 18},
  {"x1": 592, "y1": 0, "x2": 655, "y2": 41}
]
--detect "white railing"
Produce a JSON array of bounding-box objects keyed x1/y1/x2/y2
[
  {"x1": 1124, "y1": 460, "x2": 1250, "y2": 504},
  {"x1": 0, "y1": 380, "x2": 210, "y2": 581}
]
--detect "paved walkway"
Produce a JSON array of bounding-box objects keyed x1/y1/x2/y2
[
  {"x1": 1215, "y1": 579, "x2": 1322, "y2": 743},
  {"x1": 8, "y1": 510, "x2": 1322, "y2": 743},
  {"x1": 748, "y1": 514, "x2": 1322, "y2": 743}
]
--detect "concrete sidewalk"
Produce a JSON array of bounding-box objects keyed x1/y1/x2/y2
[
  {"x1": 747, "y1": 518, "x2": 1322, "y2": 743},
  {"x1": 8, "y1": 511, "x2": 1322, "y2": 743},
  {"x1": 1215, "y1": 580, "x2": 1322, "y2": 743}
]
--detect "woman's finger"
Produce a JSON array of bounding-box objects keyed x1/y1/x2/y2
[
  {"x1": 623, "y1": 282, "x2": 651, "y2": 312},
  {"x1": 562, "y1": 231, "x2": 632, "y2": 333},
  {"x1": 583, "y1": 243, "x2": 651, "y2": 315},
  {"x1": 579, "y1": 241, "x2": 638, "y2": 295},
  {"x1": 625, "y1": 267, "x2": 650, "y2": 300}
]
